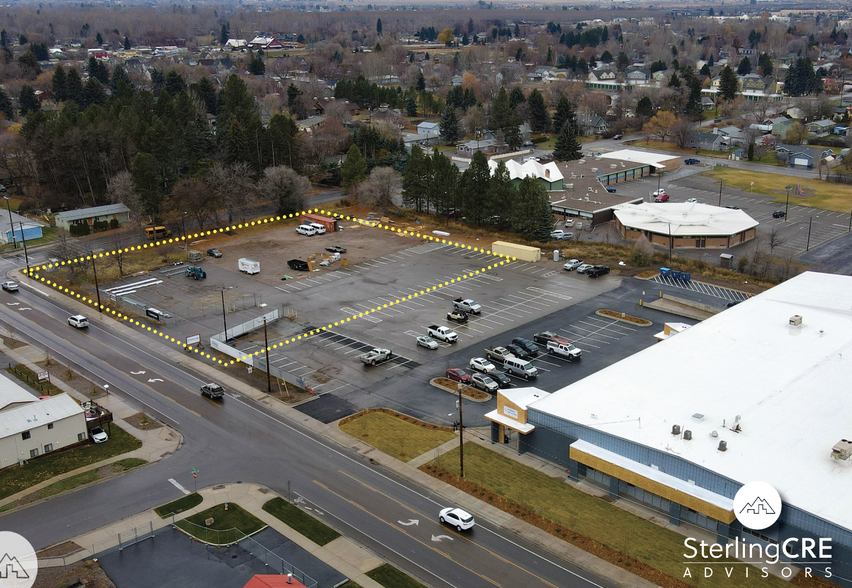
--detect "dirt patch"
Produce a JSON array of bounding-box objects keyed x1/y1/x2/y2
[
  {"x1": 635, "y1": 270, "x2": 659, "y2": 279},
  {"x1": 430, "y1": 377, "x2": 490, "y2": 401},
  {"x1": 38, "y1": 358, "x2": 107, "y2": 399},
  {"x1": 33, "y1": 559, "x2": 116, "y2": 588},
  {"x1": 2, "y1": 335, "x2": 26, "y2": 349},
  {"x1": 123, "y1": 412, "x2": 162, "y2": 430},
  {"x1": 596, "y1": 309, "x2": 653, "y2": 327},
  {"x1": 420, "y1": 462, "x2": 692, "y2": 588},
  {"x1": 36, "y1": 541, "x2": 84, "y2": 558},
  {"x1": 340, "y1": 407, "x2": 454, "y2": 433}
]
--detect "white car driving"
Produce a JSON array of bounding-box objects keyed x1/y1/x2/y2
[
  {"x1": 439, "y1": 507, "x2": 475, "y2": 531},
  {"x1": 417, "y1": 336, "x2": 438, "y2": 350},
  {"x1": 469, "y1": 357, "x2": 496, "y2": 374}
]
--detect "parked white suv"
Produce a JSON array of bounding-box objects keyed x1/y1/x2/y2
[
  {"x1": 296, "y1": 225, "x2": 317, "y2": 236},
  {"x1": 68, "y1": 315, "x2": 89, "y2": 329},
  {"x1": 308, "y1": 222, "x2": 327, "y2": 234}
]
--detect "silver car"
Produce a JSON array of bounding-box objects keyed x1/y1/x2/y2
[
  {"x1": 417, "y1": 336, "x2": 438, "y2": 350},
  {"x1": 576, "y1": 263, "x2": 594, "y2": 274},
  {"x1": 471, "y1": 373, "x2": 498, "y2": 393},
  {"x1": 1, "y1": 281, "x2": 18, "y2": 292}
]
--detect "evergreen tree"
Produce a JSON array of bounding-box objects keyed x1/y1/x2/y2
[
  {"x1": 428, "y1": 149, "x2": 459, "y2": 216},
  {"x1": 377, "y1": 18, "x2": 383, "y2": 36},
  {"x1": 668, "y1": 71, "x2": 681, "y2": 89},
  {"x1": 30, "y1": 42, "x2": 48, "y2": 61},
  {"x1": 513, "y1": 177, "x2": 553, "y2": 241},
  {"x1": 268, "y1": 113, "x2": 301, "y2": 169},
  {"x1": 0, "y1": 30, "x2": 6, "y2": 47},
  {"x1": 487, "y1": 161, "x2": 515, "y2": 230},
  {"x1": 747, "y1": 143, "x2": 754, "y2": 161},
  {"x1": 553, "y1": 96, "x2": 576, "y2": 137},
  {"x1": 406, "y1": 96, "x2": 417, "y2": 117},
  {"x1": 165, "y1": 70, "x2": 186, "y2": 96},
  {"x1": 81, "y1": 78, "x2": 107, "y2": 109},
  {"x1": 737, "y1": 57, "x2": 752, "y2": 76},
  {"x1": 249, "y1": 53, "x2": 265, "y2": 75},
  {"x1": 19, "y1": 85, "x2": 40, "y2": 117},
  {"x1": 224, "y1": 118, "x2": 249, "y2": 163},
  {"x1": 758, "y1": 53, "x2": 773, "y2": 77},
  {"x1": 151, "y1": 69, "x2": 165, "y2": 96},
  {"x1": 700, "y1": 62, "x2": 711, "y2": 76},
  {"x1": 636, "y1": 96, "x2": 654, "y2": 118},
  {"x1": 439, "y1": 105, "x2": 462, "y2": 143},
  {"x1": 287, "y1": 83, "x2": 301, "y2": 106},
  {"x1": 527, "y1": 89, "x2": 550, "y2": 132},
  {"x1": 416, "y1": 72, "x2": 426, "y2": 91},
  {"x1": 18, "y1": 51, "x2": 41, "y2": 77},
  {"x1": 132, "y1": 152, "x2": 162, "y2": 216},
  {"x1": 686, "y1": 77, "x2": 703, "y2": 118},
  {"x1": 0, "y1": 88, "x2": 12, "y2": 120},
  {"x1": 87, "y1": 56, "x2": 109, "y2": 84},
  {"x1": 402, "y1": 144, "x2": 428, "y2": 212},
  {"x1": 190, "y1": 77, "x2": 218, "y2": 114},
  {"x1": 111, "y1": 65, "x2": 135, "y2": 99},
  {"x1": 553, "y1": 120, "x2": 582, "y2": 161},
  {"x1": 488, "y1": 87, "x2": 521, "y2": 149},
  {"x1": 719, "y1": 65, "x2": 739, "y2": 101},
  {"x1": 66, "y1": 68, "x2": 83, "y2": 104},
  {"x1": 785, "y1": 57, "x2": 822, "y2": 96},
  {"x1": 124, "y1": 36, "x2": 131, "y2": 50},
  {"x1": 18, "y1": 34, "x2": 27, "y2": 45},
  {"x1": 460, "y1": 150, "x2": 491, "y2": 224},
  {"x1": 341, "y1": 144, "x2": 368, "y2": 193},
  {"x1": 52, "y1": 65, "x2": 68, "y2": 102},
  {"x1": 220, "y1": 24, "x2": 229, "y2": 45},
  {"x1": 96, "y1": 32, "x2": 104, "y2": 45},
  {"x1": 509, "y1": 87, "x2": 526, "y2": 109},
  {"x1": 546, "y1": 47, "x2": 553, "y2": 64}
]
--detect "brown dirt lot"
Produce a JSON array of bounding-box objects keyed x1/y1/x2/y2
[{"x1": 33, "y1": 559, "x2": 116, "y2": 588}]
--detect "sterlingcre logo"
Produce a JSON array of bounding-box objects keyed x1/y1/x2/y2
[
  {"x1": 734, "y1": 481, "x2": 782, "y2": 530},
  {"x1": 0, "y1": 531, "x2": 37, "y2": 588}
]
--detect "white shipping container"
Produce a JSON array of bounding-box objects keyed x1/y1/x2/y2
[
  {"x1": 238, "y1": 258, "x2": 260, "y2": 274},
  {"x1": 491, "y1": 241, "x2": 542, "y2": 262}
]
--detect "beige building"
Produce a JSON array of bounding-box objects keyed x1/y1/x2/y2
[
  {"x1": 0, "y1": 393, "x2": 87, "y2": 469},
  {"x1": 485, "y1": 387, "x2": 551, "y2": 452}
]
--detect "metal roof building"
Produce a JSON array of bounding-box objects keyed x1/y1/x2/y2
[{"x1": 0, "y1": 394, "x2": 87, "y2": 469}]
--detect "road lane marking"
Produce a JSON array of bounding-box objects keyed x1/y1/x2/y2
[{"x1": 169, "y1": 478, "x2": 190, "y2": 495}]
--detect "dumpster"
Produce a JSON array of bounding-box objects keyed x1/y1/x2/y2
[
  {"x1": 287, "y1": 259, "x2": 310, "y2": 271},
  {"x1": 660, "y1": 267, "x2": 672, "y2": 277}
]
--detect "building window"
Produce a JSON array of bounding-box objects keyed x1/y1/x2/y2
[
  {"x1": 44, "y1": 443, "x2": 53, "y2": 453},
  {"x1": 78, "y1": 432, "x2": 85, "y2": 442},
  {"x1": 29, "y1": 448, "x2": 39, "y2": 458},
  {"x1": 21, "y1": 431, "x2": 31, "y2": 440},
  {"x1": 48, "y1": 423, "x2": 54, "y2": 430}
]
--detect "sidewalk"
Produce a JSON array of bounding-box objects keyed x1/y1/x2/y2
[
  {"x1": 47, "y1": 483, "x2": 385, "y2": 588},
  {"x1": 0, "y1": 337, "x2": 181, "y2": 511},
  {"x1": 26, "y1": 275, "x2": 656, "y2": 588}
]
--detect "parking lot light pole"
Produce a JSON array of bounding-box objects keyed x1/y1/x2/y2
[
  {"x1": 668, "y1": 223, "x2": 673, "y2": 262},
  {"x1": 457, "y1": 383, "x2": 464, "y2": 479},
  {"x1": 785, "y1": 185, "x2": 791, "y2": 222},
  {"x1": 221, "y1": 290, "x2": 229, "y2": 344},
  {"x1": 718, "y1": 178, "x2": 724, "y2": 207},
  {"x1": 18, "y1": 221, "x2": 29, "y2": 276},
  {"x1": 3, "y1": 195, "x2": 16, "y2": 249},
  {"x1": 91, "y1": 252, "x2": 102, "y2": 313},
  {"x1": 806, "y1": 217, "x2": 813, "y2": 251},
  {"x1": 848, "y1": 206, "x2": 852, "y2": 232},
  {"x1": 181, "y1": 212, "x2": 188, "y2": 256},
  {"x1": 263, "y1": 318, "x2": 271, "y2": 393}
]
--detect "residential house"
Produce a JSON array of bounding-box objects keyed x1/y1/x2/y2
[
  {"x1": 701, "y1": 96, "x2": 716, "y2": 110},
  {"x1": 296, "y1": 115, "x2": 326, "y2": 134},
  {"x1": 225, "y1": 39, "x2": 248, "y2": 50},
  {"x1": 651, "y1": 70, "x2": 667, "y2": 86},
  {"x1": 769, "y1": 116, "x2": 794, "y2": 139},
  {"x1": 248, "y1": 36, "x2": 284, "y2": 51},
  {"x1": 729, "y1": 147, "x2": 747, "y2": 161},
  {"x1": 775, "y1": 144, "x2": 834, "y2": 168},
  {"x1": 0, "y1": 394, "x2": 87, "y2": 470},
  {"x1": 807, "y1": 119, "x2": 836, "y2": 135},
  {"x1": 417, "y1": 121, "x2": 440, "y2": 140},
  {"x1": 54, "y1": 204, "x2": 130, "y2": 233},
  {"x1": 716, "y1": 126, "x2": 748, "y2": 147},
  {"x1": 576, "y1": 112, "x2": 609, "y2": 136},
  {"x1": 626, "y1": 70, "x2": 650, "y2": 86},
  {"x1": 457, "y1": 136, "x2": 499, "y2": 155},
  {"x1": 0, "y1": 211, "x2": 45, "y2": 244},
  {"x1": 451, "y1": 75, "x2": 463, "y2": 86},
  {"x1": 688, "y1": 132, "x2": 726, "y2": 151},
  {"x1": 588, "y1": 68, "x2": 617, "y2": 83}
]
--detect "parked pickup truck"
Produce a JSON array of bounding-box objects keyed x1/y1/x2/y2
[
  {"x1": 427, "y1": 325, "x2": 458, "y2": 343},
  {"x1": 484, "y1": 346, "x2": 516, "y2": 362},
  {"x1": 360, "y1": 348, "x2": 393, "y2": 366},
  {"x1": 546, "y1": 340, "x2": 582, "y2": 362},
  {"x1": 446, "y1": 309, "x2": 468, "y2": 324},
  {"x1": 200, "y1": 383, "x2": 225, "y2": 399},
  {"x1": 453, "y1": 298, "x2": 482, "y2": 314}
]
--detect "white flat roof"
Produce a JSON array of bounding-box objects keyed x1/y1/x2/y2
[
  {"x1": 501, "y1": 387, "x2": 551, "y2": 410},
  {"x1": 529, "y1": 272, "x2": 852, "y2": 531},
  {"x1": 0, "y1": 393, "x2": 83, "y2": 438},
  {"x1": 614, "y1": 202, "x2": 758, "y2": 236},
  {"x1": 485, "y1": 409, "x2": 535, "y2": 434},
  {"x1": 599, "y1": 149, "x2": 677, "y2": 169}
]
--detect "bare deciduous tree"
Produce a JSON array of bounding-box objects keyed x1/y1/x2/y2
[
  {"x1": 257, "y1": 166, "x2": 310, "y2": 215},
  {"x1": 205, "y1": 163, "x2": 255, "y2": 225},
  {"x1": 356, "y1": 167, "x2": 402, "y2": 210},
  {"x1": 107, "y1": 171, "x2": 143, "y2": 226}
]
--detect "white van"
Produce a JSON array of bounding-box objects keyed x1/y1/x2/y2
[
  {"x1": 308, "y1": 222, "x2": 327, "y2": 235},
  {"x1": 296, "y1": 225, "x2": 317, "y2": 236},
  {"x1": 503, "y1": 357, "x2": 538, "y2": 380}
]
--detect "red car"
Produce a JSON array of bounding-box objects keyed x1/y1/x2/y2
[
  {"x1": 446, "y1": 368, "x2": 471, "y2": 384},
  {"x1": 654, "y1": 193, "x2": 670, "y2": 203}
]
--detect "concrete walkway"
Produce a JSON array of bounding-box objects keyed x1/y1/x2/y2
[
  {"x1": 0, "y1": 339, "x2": 181, "y2": 511},
  {"x1": 44, "y1": 483, "x2": 384, "y2": 588}
]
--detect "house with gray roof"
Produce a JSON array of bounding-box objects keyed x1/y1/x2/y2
[
  {"x1": 54, "y1": 203, "x2": 131, "y2": 232},
  {"x1": 775, "y1": 144, "x2": 834, "y2": 168}
]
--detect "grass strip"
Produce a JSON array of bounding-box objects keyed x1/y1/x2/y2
[
  {"x1": 365, "y1": 563, "x2": 428, "y2": 588},
  {"x1": 262, "y1": 497, "x2": 341, "y2": 546},
  {"x1": 155, "y1": 492, "x2": 203, "y2": 518},
  {"x1": 339, "y1": 410, "x2": 455, "y2": 463}
]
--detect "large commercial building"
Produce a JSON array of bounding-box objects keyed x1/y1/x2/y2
[{"x1": 487, "y1": 272, "x2": 852, "y2": 585}]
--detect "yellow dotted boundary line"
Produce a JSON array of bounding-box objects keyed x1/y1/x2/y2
[{"x1": 30, "y1": 259, "x2": 512, "y2": 368}]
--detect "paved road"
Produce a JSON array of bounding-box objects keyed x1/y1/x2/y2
[{"x1": 0, "y1": 259, "x2": 619, "y2": 588}]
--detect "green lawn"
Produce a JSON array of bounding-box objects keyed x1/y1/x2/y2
[
  {"x1": 704, "y1": 167, "x2": 852, "y2": 212},
  {"x1": 0, "y1": 425, "x2": 141, "y2": 500},
  {"x1": 428, "y1": 443, "x2": 791, "y2": 588},
  {"x1": 33, "y1": 457, "x2": 145, "y2": 500},
  {"x1": 340, "y1": 412, "x2": 455, "y2": 463},
  {"x1": 262, "y1": 497, "x2": 341, "y2": 546},
  {"x1": 0, "y1": 226, "x2": 57, "y2": 254},
  {"x1": 6, "y1": 364, "x2": 64, "y2": 396},
  {"x1": 177, "y1": 503, "x2": 266, "y2": 544},
  {"x1": 365, "y1": 564, "x2": 427, "y2": 588},
  {"x1": 155, "y1": 492, "x2": 204, "y2": 518}
]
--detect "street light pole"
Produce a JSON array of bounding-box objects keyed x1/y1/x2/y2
[
  {"x1": 263, "y1": 318, "x2": 271, "y2": 393},
  {"x1": 457, "y1": 383, "x2": 465, "y2": 479},
  {"x1": 806, "y1": 217, "x2": 813, "y2": 251},
  {"x1": 718, "y1": 178, "x2": 724, "y2": 207},
  {"x1": 785, "y1": 185, "x2": 791, "y2": 222},
  {"x1": 18, "y1": 221, "x2": 29, "y2": 276},
  {"x1": 181, "y1": 212, "x2": 188, "y2": 257},
  {"x1": 3, "y1": 196, "x2": 16, "y2": 249},
  {"x1": 221, "y1": 290, "x2": 229, "y2": 344},
  {"x1": 668, "y1": 223, "x2": 672, "y2": 262},
  {"x1": 848, "y1": 206, "x2": 852, "y2": 233},
  {"x1": 91, "y1": 252, "x2": 102, "y2": 313}
]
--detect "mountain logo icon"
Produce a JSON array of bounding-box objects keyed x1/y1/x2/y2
[
  {"x1": 734, "y1": 482, "x2": 782, "y2": 530},
  {"x1": 0, "y1": 552, "x2": 30, "y2": 579}
]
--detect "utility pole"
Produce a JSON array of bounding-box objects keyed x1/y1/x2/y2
[
  {"x1": 718, "y1": 178, "x2": 724, "y2": 207},
  {"x1": 181, "y1": 212, "x2": 188, "y2": 258},
  {"x1": 263, "y1": 318, "x2": 271, "y2": 393},
  {"x1": 457, "y1": 383, "x2": 464, "y2": 478},
  {"x1": 848, "y1": 206, "x2": 852, "y2": 232},
  {"x1": 668, "y1": 223, "x2": 673, "y2": 262},
  {"x1": 806, "y1": 217, "x2": 813, "y2": 251},
  {"x1": 91, "y1": 253, "x2": 102, "y2": 313},
  {"x1": 785, "y1": 185, "x2": 791, "y2": 222},
  {"x1": 3, "y1": 196, "x2": 16, "y2": 249},
  {"x1": 221, "y1": 290, "x2": 229, "y2": 344},
  {"x1": 18, "y1": 221, "x2": 29, "y2": 276}
]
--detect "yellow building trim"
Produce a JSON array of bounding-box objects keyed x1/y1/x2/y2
[{"x1": 570, "y1": 446, "x2": 736, "y2": 524}]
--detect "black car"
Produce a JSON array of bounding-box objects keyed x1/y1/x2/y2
[
  {"x1": 533, "y1": 331, "x2": 559, "y2": 345},
  {"x1": 772, "y1": 210, "x2": 786, "y2": 218},
  {"x1": 511, "y1": 337, "x2": 539, "y2": 357},
  {"x1": 489, "y1": 371, "x2": 512, "y2": 388},
  {"x1": 207, "y1": 248, "x2": 222, "y2": 258},
  {"x1": 725, "y1": 205, "x2": 741, "y2": 210},
  {"x1": 684, "y1": 158, "x2": 700, "y2": 165},
  {"x1": 612, "y1": 134, "x2": 623, "y2": 140},
  {"x1": 605, "y1": 186, "x2": 616, "y2": 193},
  {"x1": 505, "y1": 344, "x2": 530, "y2": 359},
  {"x1": 587, "y1": 265, "x2": 610, "y2": 278},
  {"x1": 726, "y1": 300, "x2": 743, "y2": 308},
  {"x1": 326, "y1": 246, "x2": 347, "y2": 254}
]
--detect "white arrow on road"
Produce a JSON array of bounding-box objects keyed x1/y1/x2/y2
[
  {"x1": 398, "y1": 519, "x2": 419, "y2": 526},
  {"x1": 431, "y1": 534, "x2": 454, "y2": 542},
  {"x1": 18, "y1": 307, "x2": 31, "y2": 311},
  {"x1": 147, "y1": 378, "x2": 164, "y2": 383},
  {"x1": 6, "y1": 302, "x2": 18, "y2": 306},
  {"x1": 130, "y1": 371, "x2": 147, "y2": 375}
]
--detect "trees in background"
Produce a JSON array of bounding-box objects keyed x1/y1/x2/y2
[
  {"x1": 553, "y1": 120, "x2": 582, "y2": 161},
  {"x1": 439, "y1": 104, "x2": 462, "y2": 143},
  {"x1": 642, "y1": 111, "x2": 678, "y2": 142},
  {"x1": 785, "y1": 57, "x2": 823, "y2": 96},
  {"x1": 341, "y1": 144, "x2": 367, "y2": 193},
  {"x1": 719, "y1": 65, "x2": 739, "y2": 101}
]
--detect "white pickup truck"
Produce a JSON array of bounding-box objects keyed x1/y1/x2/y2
[
  {"x1": 360, "y1": 348, "x2": 393, "y2": 366},
  {"x1": 427, "y1": 325, "x2": 458, "y2": 343},
  {"x1": 547, "y1": 340, "x2": 583, "y2": 362},
  {"x1": 453, "y1": 298, "x2": 481, "y2": 314}
]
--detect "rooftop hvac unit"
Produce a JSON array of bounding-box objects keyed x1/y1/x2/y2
[
  {"x1": 566, "y1": 183, "x2": 573, "y2": 189},
  {"x1": 718, "y1": 440, "x2": 728, "y2": 452},
  {"x1": 591, "y1": 167, "x2": 599, "y2": 172},
  {"x1": 711, "y1": 430, "x2": 719, "y2": 438},
  {"x1": 683, "y1": 430, "x2": 692, "y2": 441},
  {"x1": 578, "y1": 159, "x2": 586, "y2": 164},
  {"x1": 831, "y1": 439, "x2": 852, "y2": 460},
  {"x1": 580, "y1": 174, "x2": 584, "y2": 178},
  {"x1": 789, "y1": 315, "x2": 803, "y2": 326},
  {"x1": 611, "y1": 164, "x2": 618, "y2": 169},
  {"x1": 671, "y1": 424, "x2": 681, "y2": 435}
]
